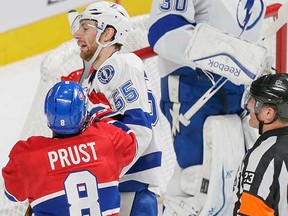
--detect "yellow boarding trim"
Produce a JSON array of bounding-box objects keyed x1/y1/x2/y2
[
  {"x1": 121, "y1": 0, "x2": 152, "y2": 16},
  {"x1": 0, "y1": 1, "x2": 152, "y2": 66},
  {"x1": 0, "y1": 13, "x2": 73, "y2": 66}
]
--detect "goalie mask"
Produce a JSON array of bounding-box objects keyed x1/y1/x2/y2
[
  {"x1": 250, "y1": 73, "x2": 288, "y2": 119},
  {"x1": 44, "y1": 81, "x2": 88, "y2": 135}
]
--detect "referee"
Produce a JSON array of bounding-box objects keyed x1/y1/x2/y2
[{"x1": 233, "y1": 73, "x2": 288, "y2": 216}]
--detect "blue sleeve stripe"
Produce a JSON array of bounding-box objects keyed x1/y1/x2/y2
[
  {"x1": 98, "y1": 186, "x2": 120, "y2": 211},
  {"x1": 122, "y1": 109, "x2": 152, "y2": 129},
  {"x1": 119, "y1": 180, "x2": 148, "y2": 192},
  {"x1": 109, "y1": 120, "x2": 131, "y2": 133},
  {"x1": 126, "y1": 151, "x2": 162, "y2": 174},
  {"x1": 4, "y1": 190, "x2": 18, "y2": 202},
  {"x1": 148, "y1": 14, "x2": 193, "y2": 48}
]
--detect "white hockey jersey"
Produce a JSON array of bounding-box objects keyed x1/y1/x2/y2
[
  {"x1": 148, "y1": 0, "x2": 266, "y2": 77},
  {"x1": 82, "y1": 51, "x2": 161, "y2": 195}
]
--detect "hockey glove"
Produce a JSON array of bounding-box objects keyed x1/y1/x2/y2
[
  {"x1": 88, "y1": 91, "x2": 120, "y2": 124},
  {"x1": 61, "y1": 67, "x2": 95, "y2": 83},
  {"x1": 185, "y1": 24, "x2": 268, "y2": 85},
  {"x1": 61, "y1": 68, "x2": 83, "y2": 82}
]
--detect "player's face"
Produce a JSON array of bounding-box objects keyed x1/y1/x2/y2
[
  {"x1": 74, "y1": 20, "x2": 98, "y2": 62},
  {"x1": 247, "y1": 97, "x2": 269, "y2": 129},
  {"x1": 246, "y1": 97, "x2": 260, "y2": 128}
]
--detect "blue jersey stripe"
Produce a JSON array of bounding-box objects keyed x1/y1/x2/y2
[
  {"x1": 122, "y1": 109, "x2": 152, "y2": 129},
  {"x1": 119, "y1": 180, "x2": 149, "y2": 192},
  {"x1": 32, "y1": 186, "x2": 120, "y2": 215},
  {"x1": 109, "y1": 120, "x2": 131, "y2": 133},
  {"x1": 4, "y1": 190, "x2": 18, "y2": 202},
  {"x1": 148, "y1": 14, "x2": 194, "y2": 48},
  {"x1": 126, "y1": 151, "x2": 162, "y2": 174}
]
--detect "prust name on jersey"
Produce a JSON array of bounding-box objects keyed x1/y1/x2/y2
[{"x1": 48, "y1": 142, "x2": 97, "y2": 170}]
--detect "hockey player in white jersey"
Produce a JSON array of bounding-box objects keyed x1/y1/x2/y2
[
  {"x1": 148, "y1": 0, "x2": 267, "y2": 215},
  {"x1": 63, "y1": 1, "x2": 161, "y2": 215}
]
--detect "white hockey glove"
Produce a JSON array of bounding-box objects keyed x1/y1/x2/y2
[{"x1": 185, "y1": 24, "x2": 268, "y2": 85}]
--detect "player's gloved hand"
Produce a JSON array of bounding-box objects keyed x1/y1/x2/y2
[
  {"x1": 88, "y1": 107, "x2": 115, "y2": 124},
  {"x1": 61, "y1": 67, "x2": 94, "y2": 82},
  {"x1": 88, "y1": 91, "x2": 120, "y2": 125},
  {"x1": 61, "y1": 69, "x2": 83, "y2": 82},
  {"x1": 88, "y1": 91, "x2": 112, "y2": 108}
]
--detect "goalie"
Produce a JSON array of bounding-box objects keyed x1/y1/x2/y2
[{"x1": 148, "y1": 0, "x2": 268, "y2": 215}]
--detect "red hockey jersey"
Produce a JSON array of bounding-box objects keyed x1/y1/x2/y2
[{"x1": 2, "y1": 121, "x2": 136, "y2": 216}]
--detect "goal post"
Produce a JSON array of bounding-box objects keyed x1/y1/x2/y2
[{"x1": 265, "y1": 3, "x2": 287, "y2": 73}]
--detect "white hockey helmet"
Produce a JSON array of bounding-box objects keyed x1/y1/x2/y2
[{"x1": 79, "y1": 1, "x2": 131, "y2": 45}]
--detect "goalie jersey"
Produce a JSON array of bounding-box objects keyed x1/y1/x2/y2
[
  {"x1": 148, "y1": 0, "x2": 266, "y2": 77},
  {"x1": 2, "y1": 121, "x2": 136, "y2": 216},
  {"x1": 147, "y1": 0, "x2": 266, "y2": 168},
  {"x1": 63, "y1": 51, "x2": 162, "y2": 195}
]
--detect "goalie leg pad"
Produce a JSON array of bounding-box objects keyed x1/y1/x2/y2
[
  {"x1": 185, "y1": 24, "x2": 268, "y2": 85},
  {"x1": 169, "y1": 115, "x2": 245, "y2": 215},
  {"x1": 200, "y1": 114, "x2": 246, "y2": 215}
]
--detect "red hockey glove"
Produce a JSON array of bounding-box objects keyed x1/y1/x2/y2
[
  {"x1": 88, "y1": 91, "x2": 112, "y2": 109},
  {"x1": 88, "y1": 91, "x2": 120, "y2": 125},
  {"x1": 61, "y1": 67, "x2": 94, "y2": 82},
  {"x1": 88, "y1": 107, "x2": 121, "y2": 125},
  {"x1": 61, "y1": 68, "x2": 83, "y2": 82}
]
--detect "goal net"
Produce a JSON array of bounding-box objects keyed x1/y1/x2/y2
[{"x1": 1, "y1": 5, "x2": 286, "y2": 215}]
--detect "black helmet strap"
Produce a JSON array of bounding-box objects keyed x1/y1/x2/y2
[{"x1": 255, "y1": 108, "x2": 279, "y2": 134}]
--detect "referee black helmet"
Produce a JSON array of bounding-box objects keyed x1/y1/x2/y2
[{"x1": 250, "y1": 73, "x2": 288, "y2": 119}]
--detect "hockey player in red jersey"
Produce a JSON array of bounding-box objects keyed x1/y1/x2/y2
[{"x1": 2, "y1": 81, "x2": 136, "y2": 216}]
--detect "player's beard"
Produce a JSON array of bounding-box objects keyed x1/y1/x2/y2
[
  {"x1": 80, "y1": 47, "x2": 96, "y2": 62},
  {"x1": 80, "y1": 42, "x2": 98, "y2": 62}
]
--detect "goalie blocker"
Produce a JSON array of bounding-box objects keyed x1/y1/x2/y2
[{"x1": 185, "y1": 24, "x2": 268, "y2": 85}]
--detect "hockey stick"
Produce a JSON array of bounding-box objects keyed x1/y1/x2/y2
[
  {"x1": 178, "y1": 76, "x2": 228, "y2": 126},
  {"x1": 79, "y1": 60, "x2": 93, "y2": 85},
  {"x1": 178, "y1": 3, "x2": 288, "y2": 127},
  {"x1": 24, "y1": 205, "x2": 32, "y2": 216}
]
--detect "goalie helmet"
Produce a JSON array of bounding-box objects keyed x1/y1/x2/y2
[
  {"x1": 250, "y1": 73, "x2": 288, "y2": 118},
  {"x1": 44, "y1": 81, "x2": 88, "y2": 135},
  {"x1": 77, "y1": 1, "x2": 131, "y2": 45}
]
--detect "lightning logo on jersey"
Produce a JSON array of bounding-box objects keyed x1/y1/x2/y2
[{"x1": 97, "y1": 65, "x2": 115, "y2": 84}]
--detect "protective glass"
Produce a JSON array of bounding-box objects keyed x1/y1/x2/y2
[
  {"x1": 242, "y1": 92, "x2": 264, "y2": 113},
  {"x1": 241, "y1": 86, "x2": 251, "y2": 110},
  {"x1": 254, "y1": 99, "x2": 264, "y2": 113},
  {"x1": 71, "y1": 19, "x2": 97, "y2": 36},
  {"x1": 70, "y1": 15, "x2": 80, "y2": 35}
]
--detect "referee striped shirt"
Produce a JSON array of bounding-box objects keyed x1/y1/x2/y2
[{"x1": 233, "y1": 127, "x2": 288, "y2": 216}]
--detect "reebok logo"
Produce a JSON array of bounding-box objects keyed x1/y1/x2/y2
[{"x1": 208, "y1": 59, "x2": 241, "y2": 77}]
